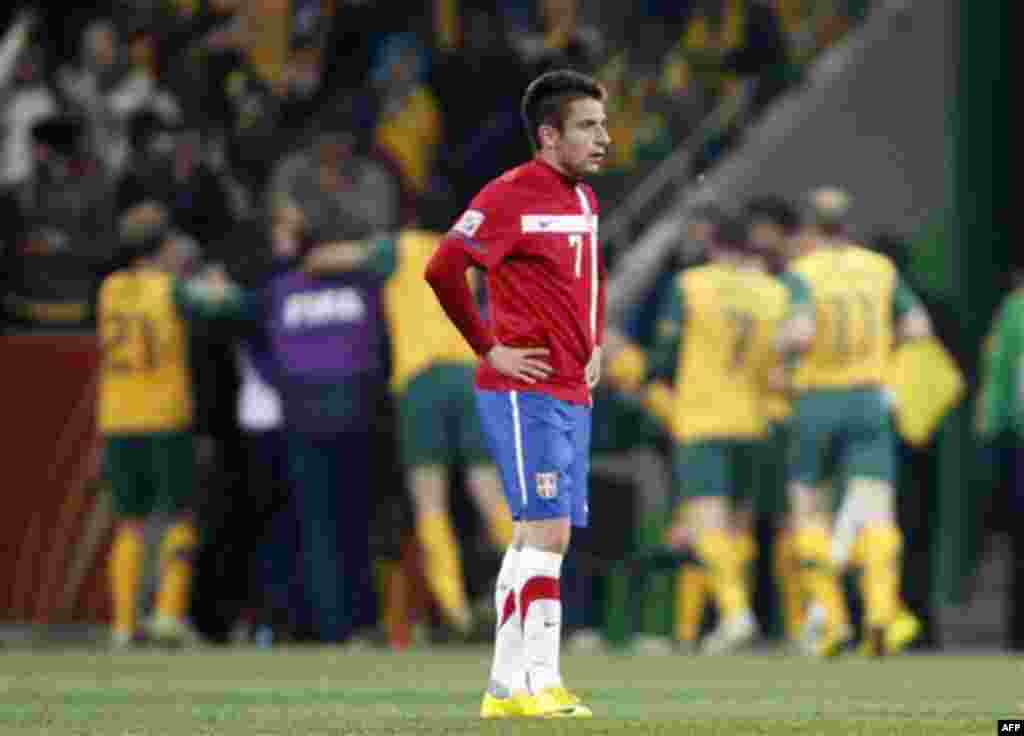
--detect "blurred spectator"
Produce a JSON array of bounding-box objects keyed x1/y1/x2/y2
[
  {"x1": 57, "y1": 18, "x2": 180, "y2": 176},
  {"x1": 1, "y1": 115, "x2": 115, "y2": 331},
  {"x1": 774, "y1": 0, "x2": 870, "y2": 65},
  {"x1": 428, "y1": 8, "x2": 530, "y2": 206},
  {"x1": 187, "y1": 30, "x2": 335, "y2": 201},
  {"x1": 268, "y1": 121, "x2": 400, "y2": 241},
  {"x1": 319, "y1": 0, "x2": 405, "y2": 94},
  {"x1": 432, "y1": 0, "x2": 533, "y2": 51},
  {"x1": 511, "y1": 0, "x2": 605, "y2": 75},
  {"x1": 591, "y1": 52, "x2": 674, "y2": 209},
  {"x1": 1, "y1": 39, "x2": 57, "y2": 190},
  {"x1": 658, "y1": 1, "x2": 791, "y2": 175},
  {"x1": 115, "y1": 124, "x2": 236, "y2": 251},
  {"x1": 977, "y1": 265, "x2": 1024, "y2": 651},
  {"x1": 371, "y1": 33, "x2": 442, "y2": 195}
]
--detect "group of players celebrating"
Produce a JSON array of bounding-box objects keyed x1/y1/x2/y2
[{"x1": 604, "y1": 187, "x2": 930, "y2": 663}]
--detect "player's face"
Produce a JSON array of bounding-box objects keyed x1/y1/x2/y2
[
  {"x1": 750, "y1": 220, "x2": 785, "y2": 256},
  {"x1": 551, "y1": 97, "x2": 610, "y2": 178}
]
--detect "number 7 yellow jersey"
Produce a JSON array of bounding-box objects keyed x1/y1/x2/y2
[
  {"x1": 788, "y1": 246, "x2": 898, "y2": 391},
  {"x1": 97, "y1": 269, "x2": 192, "y2": 434},
  {"x1": 671, "y1": 264, "x2": 790, "y2": 442}
]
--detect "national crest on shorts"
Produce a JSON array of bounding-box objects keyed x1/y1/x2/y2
[{"x1": 535, "y1": 472, "x2": 558, "y2": 499}]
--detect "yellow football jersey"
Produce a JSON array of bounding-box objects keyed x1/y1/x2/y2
[
  {"x1": 384, "y1": 230, "x2": 477, "y2": 393},
  {"x1": 790, "y1": 246, "x2": 897, "y2": 391},
  {"x1": 670, "y1": 264, "x2": 789, "y2": 442},
  {"x1": 97, "y1": 269, "x2": 192, "y2": 434}
]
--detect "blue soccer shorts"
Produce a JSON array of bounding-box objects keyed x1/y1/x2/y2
[{"x1": 475, "y1": 389, "x2": 592, "y2": 528}]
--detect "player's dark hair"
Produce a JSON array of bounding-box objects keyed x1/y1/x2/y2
[
  {"x1": 713, "y1": 214, "x2": 752, "y2": 253},
  {"x1": 744, "y1": 195, "x2": 801, "y2": 235},
  {"x1": 521, "y1": 69, "x2": 606, "y2": 152},
  {"x1": 119, "y1": 214, "x2": 171, "y2": 265}
]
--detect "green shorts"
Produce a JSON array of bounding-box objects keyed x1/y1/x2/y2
[
  {"x1": 757, "y1": 421, "x2": 791, "y2": 515},
  {"x1": 397, "y1": 362, "x2": 489, "y2": 468},
  {"x1": 788, "y1": 387, "x2": 895, "y2": 490},
  {"x1": 104, "y1": 431, "x2": 194, "y2": 518},
  {"x1": 673, "y1": 438, "x2": 762, "y2": 503}
]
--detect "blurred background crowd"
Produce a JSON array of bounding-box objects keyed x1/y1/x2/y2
[{"x1": 0, "y1": 0, "x2": 1014, "y2": 655}]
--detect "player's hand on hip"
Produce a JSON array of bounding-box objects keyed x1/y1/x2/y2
[{"x1": 486, "y1": 344, "x2": 552, "y2": 384}]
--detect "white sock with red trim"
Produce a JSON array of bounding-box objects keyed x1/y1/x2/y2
[
  {"x1": 488, "y1": 547, "x2": 526, "y2": 695},
  {"x1": 519, "y1": 547, "x2": 564, "y2": 694}
]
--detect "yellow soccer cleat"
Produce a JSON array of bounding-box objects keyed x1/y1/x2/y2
[
  {"x1": 480, "y1": 692, "x2": 532, "y2": 719},
  {"x1": 886, "y1": 609, "x2": 922, "y2": 654},
  {"x1": 528, "y1": 686, "x2": 593, "y2": 718},
  {"x1": 818, "y1": 624, "x2": 855, "y2": 658},
  {"x1": 859, "y1": 609, "x2": 922, "y2": 656}
]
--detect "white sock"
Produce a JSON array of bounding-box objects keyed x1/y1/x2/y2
[
  {"x1": 488, "y1": 547, "x2": 526, "y2": 695},
  {"x1": 518, "y1": 547, "x2": 564, "y2": 694}
]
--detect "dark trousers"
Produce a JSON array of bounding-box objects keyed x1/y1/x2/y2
[
  {"x1": 244, "y1": 430, "x2": 310, "y2": 634},
  {"x1": 287, "y1": 429, "x2": 375, "y2": 643},
  {"x1": 1009, "y1": 443, "x2": 1024, "y2": 650}
]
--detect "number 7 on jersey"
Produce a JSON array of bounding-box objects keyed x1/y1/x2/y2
[{"x1": 568, "y1": 234, "x2": 583, "y2": 278}]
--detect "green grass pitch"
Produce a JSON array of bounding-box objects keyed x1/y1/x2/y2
[{"x1": 1, "y1": 647, "x2": 1021, "y2": 734}]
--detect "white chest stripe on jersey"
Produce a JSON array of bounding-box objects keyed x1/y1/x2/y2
[
  {"x1": 574, "y1": 187, "x2": 599, "y2": 343},
  {"x1": 521, "y1": 214, "x2": 592, "y2": 233}
]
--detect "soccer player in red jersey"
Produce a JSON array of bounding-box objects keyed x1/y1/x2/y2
[{"x1": 425, "y1": 69, "x2": 609, "y2": 718}]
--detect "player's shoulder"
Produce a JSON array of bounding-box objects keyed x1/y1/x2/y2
[
  {"x1": 753, "y1": 268, "x2": 789, "y2": 296},
  {"x1": 998, "y1": 289, "x2": 1024, "y2": 321},
  {"x1": 473, "y1": 163, "x2": 538, "y2": 205},
  {"x1": 455, "y1": 168, "x2": 532, "y2": 236},
  {"x1": 100, "y1": 268, "x2": 127, "y2": 287},
  {"x1": 790, "y1": 248, "x2": 824, "y2": 271},
  {"x1": 791, "y1": 249, "x2": 840, "y2": 281},
  {"x1": 99, "y1": 268, "x2": 133, "y2": 296},
  {"x1": 848, "y1": 244, "x2": 895, "y2": 273},
  {"x1": 680, "y1": 263, "x2": 712, "y2": 287}
]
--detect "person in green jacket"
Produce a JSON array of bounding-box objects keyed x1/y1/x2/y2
[{"x1": 978, "y1": 274, "x2": 1024, "y2": 650}]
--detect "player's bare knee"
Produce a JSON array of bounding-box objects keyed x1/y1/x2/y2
[
  {"x1": 408, "y1": 465, "x2": 448, "y2": 515},
  {"x1": 690, "y1": 496, "x2": 729, "y2": 532},
  {"x1": 466, "y1": 463, "x2": 503, "y2": 507},
  {"x1": 788, "y1": 482, "x2": 821, "y2": 525},
  {"x1": 846, "y1": 477, "x2": 895, "y2": 526}
]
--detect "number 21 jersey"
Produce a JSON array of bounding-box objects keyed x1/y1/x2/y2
[{"x1": 97, "y1": 269, "x2": 192, "y2": 434}]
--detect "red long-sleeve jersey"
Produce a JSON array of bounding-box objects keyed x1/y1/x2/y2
[{"x1": 425, "y1": 158, "x2": 606, "y2": 405}]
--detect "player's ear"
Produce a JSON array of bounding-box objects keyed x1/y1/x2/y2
[{"x1": 538, "y1": 123, "x2": 560, "y2": 149}]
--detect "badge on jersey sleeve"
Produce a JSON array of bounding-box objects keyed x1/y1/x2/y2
[
  {"x1": 453, "y1": 210, "x2": 485, "y2": 237},
  {"x1": 535, "y1": 471, "x2": 559, "y2": 499}
]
